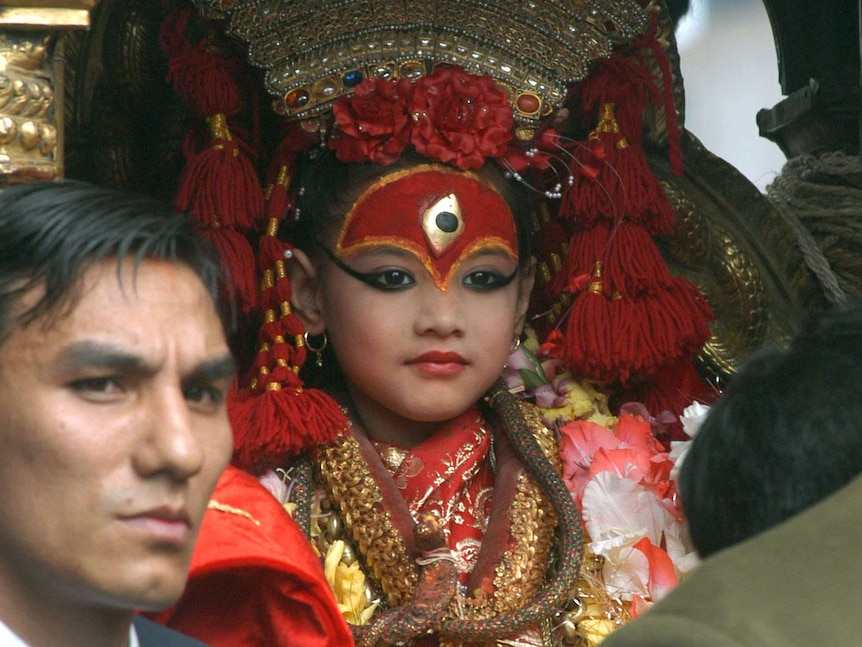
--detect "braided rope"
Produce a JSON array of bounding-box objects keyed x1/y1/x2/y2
[{"x1": 767, "y1": 152, "x2": 862, "y2": 304}]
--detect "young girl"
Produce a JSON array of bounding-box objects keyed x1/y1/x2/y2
[
  {"x1": 151, "y1": 1, "x2": 681, "y2": 643},
  {"x1": 154, "y1": 61, "x2": 587, "y2": 645},
  {"x1": 260, "y1": 79, "x2": 587, "y2": 642}
]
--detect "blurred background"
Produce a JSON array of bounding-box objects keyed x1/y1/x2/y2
[{"x1": 676, "y1": 0, "x2": 788, "y2": 191}]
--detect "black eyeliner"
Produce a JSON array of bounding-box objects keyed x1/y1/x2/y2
[{"x1": 316, "y1": 242, "x2": 389, "y2": 289}]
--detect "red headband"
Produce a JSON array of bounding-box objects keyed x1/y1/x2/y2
[{"x1": 335, "y1": 165, "x2": 518, "y2": 291}]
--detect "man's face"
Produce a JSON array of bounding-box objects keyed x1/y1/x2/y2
[{"x1": 0, "y1": 258, "x2": 234, "y2": 615}]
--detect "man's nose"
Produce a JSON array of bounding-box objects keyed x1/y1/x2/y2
[{"x1": 133, "y1": 387, "x2": 204, "y2": 480}]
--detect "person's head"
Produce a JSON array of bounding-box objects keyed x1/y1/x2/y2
[
  {"x1": 679, "y1": 303, "x2": 862, "y2": 558},
  {"x1": 287, "y1": 149, "x2": 537, "y2": 444},
  {"x1": 0, "y1": 181, "x2": 236, "y2": 628}
]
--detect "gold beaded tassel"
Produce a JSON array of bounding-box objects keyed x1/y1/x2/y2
[{"x1": 228, "y1": 162, "x2": 349, "y2": 470}]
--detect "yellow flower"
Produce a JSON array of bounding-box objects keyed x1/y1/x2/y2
[
  {"x1": 544, "y1": 377, "x2": 617, "y2": 428},
  {"x1": 579, "y1": 618, "x2": 621, "y2": 646},
  {"x1": 323, "y1": 540, "x2": 379, "y2": 626}
]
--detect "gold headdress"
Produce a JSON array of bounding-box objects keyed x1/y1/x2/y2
[
  {"x1": 192, "y1": 0, "x2": 648, "y2": 125},
  {"x1": 163, "y1": 0, "x2": 712, "y2": 464}
]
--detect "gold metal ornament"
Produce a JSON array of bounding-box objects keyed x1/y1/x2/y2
[
  {"x1": 190, "y1": 0, "x2": 649, "y2": 123},
  {"x1": 422, "y1": 192, "x2": 463, "y2": 255},
  {"x1": 0, "y1": 31, "x2": 58, "y2": 181}
]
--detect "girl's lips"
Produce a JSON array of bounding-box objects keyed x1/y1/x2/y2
[
  {"x1": 408, "y1": 351, "x2": 468, "y2": 376},
  {"x1": 408, "y1": 351, "x2": 468, "y2": 365}
]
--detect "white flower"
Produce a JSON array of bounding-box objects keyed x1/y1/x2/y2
[
  {"x1": 669, "y1": 402, "x2": 712, "y2": 481},
  {"x1": 679, "y1": 401, "x2": 711, "y2": 439}
]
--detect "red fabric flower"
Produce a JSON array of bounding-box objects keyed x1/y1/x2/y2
[
  {"x1": 330, "y1": 77, "x2": 414, "y2": 165},
  {"x1": 409, "y1": 66, "x2": 513, "y2": 170}
]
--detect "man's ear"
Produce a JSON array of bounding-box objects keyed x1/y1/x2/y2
[
  {"x1": 513, "y1": 257, "x2": 536, "y2": 336},
  {"x1": 286, "y1": 248, "x2": 327, "y2": 334}
]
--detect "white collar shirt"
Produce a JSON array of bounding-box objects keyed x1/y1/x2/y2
[{"x1": 0, "y1": 617, "x2": 138, "y2": 647}]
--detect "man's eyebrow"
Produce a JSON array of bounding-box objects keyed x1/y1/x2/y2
[
  {"x1": 56, "y1": 341, "x2": 236, "y2": 381},
  {"x1": 185, "y1": 354, "x2": 237, "y2": 383},
  {"x1": 58, "y1": 341, "x2": 152, "y2": 373}
]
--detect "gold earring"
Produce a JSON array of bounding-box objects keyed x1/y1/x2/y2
[
  {"x1": 303, "y1": 331, "x2": 328, "y2": 367},
  {"x1": 510, "y1": 335, "x2": 522, "y2": 354}
]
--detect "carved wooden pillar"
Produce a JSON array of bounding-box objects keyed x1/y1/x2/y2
[
  {"x1": 757, "y1": 0, "x2": 860, "y2": 157},
  {"x1": 0, "y1": 1, "x2": 98, "y2": 184}
]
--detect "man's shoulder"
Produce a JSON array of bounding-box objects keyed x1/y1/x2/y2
[
  {"x1": 133, "y1": 616, "x2": 210, "y2": 647},
  {"x1": 603, "y1": 474, "x2": 862, "y2": 646}
]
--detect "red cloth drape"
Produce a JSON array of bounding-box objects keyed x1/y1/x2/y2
[{"x1": 146, "y1": 466, "x2": 354, "y2": 647}]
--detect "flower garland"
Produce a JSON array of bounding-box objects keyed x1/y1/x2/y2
[
  {"x1": 503, "y1": 330, "x2": 709, "y2": 644},
  {"x1": 328, "y1": 65, "x2": 553, "y2": 174},
  {"x1": 258, "y1": 469, "x2": 381, "y2": 625}
]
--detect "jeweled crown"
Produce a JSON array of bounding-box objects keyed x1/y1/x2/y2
[{"x1": 192, "y1": 0, "x2": 648, "y2": 124}]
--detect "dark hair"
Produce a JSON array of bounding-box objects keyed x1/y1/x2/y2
[
  {"x1": 0, "y1": 180, "x2": 231, "y2": 342},
  {"x1": 679, "y1": 303, "x2": 862, "y2": 558},
  {"x1": 288, "y1": 148, "x2": 536, "y2": 268}
]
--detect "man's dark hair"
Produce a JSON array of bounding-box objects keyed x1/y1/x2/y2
[
  {"x1": 0, "y1": 180, "x2": 231, "y2": 342},
  {"x1": 679, "y1": 303, "x2": 862, "y2": 558}
]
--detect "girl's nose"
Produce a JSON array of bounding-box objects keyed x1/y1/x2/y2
[{"x1": 413, "y1": 284, "x2": 465, "y2": 338}]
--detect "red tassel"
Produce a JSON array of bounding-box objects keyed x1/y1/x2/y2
[
  {"x1": 229, "y1": 385, "x2": 348, "y2": 470},
  {"x1": 161, "y1": 6, "x2": 265, "y2": 317},
  {"x1": 228, "y1": 274, "x2": 350, "y2": 468},
  {"x1": 561, "y1": 260, "x2": 618, "y2": 383},
  {"x1": 197, "y1": 227, "x2": 258, "y2": 314},
  {"x1": 561, "y1": 104, "x2": 675, "y2": 236},
  {"x1": 160, "y1": 8, "x2": 245, "y2": 118},
  {"x1": 173, "y1": 115, "x2": 264, "y2": 229},
  {"x1": 609, "y1": 287, "x2": 712, "y2": 382},
  {"x1": 560, "y1": 13, "x2": 684, "y2": 230},
  {"x1": 559, "y1": 223, "x2": 714, "y2": 385},
  {"x1": 563, "y1": 222, "x2": 675, "y2": 298},
  {"x1": 229, "y1": 162, "x2": 350, "y2": 468},
  {"x1": 601, "y1": 222, "x2": 672, "y2": 296}
]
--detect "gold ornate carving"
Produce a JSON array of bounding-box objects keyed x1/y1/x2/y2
[
  {"x1": 0, "y1": 1, "x2": 98, "y2": 29},
  {"x1": 648, "y1": 132, "x2": 822, "y2": 385},
  {"x1": 0, "y1": 32, "x2": 59, "y2": 181}
]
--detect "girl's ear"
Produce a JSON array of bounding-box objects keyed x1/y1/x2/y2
[
  {"x1": 513, "y1": 257, "x2": 536, "y2": 336},
  {"x1": 287, "y1": 248, "x2": 327, "y2": 334}
]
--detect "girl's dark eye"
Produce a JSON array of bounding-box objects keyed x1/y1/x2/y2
[
  {"x1": 367, "y1": 269, "x2": 415, "y2": 290},
  {"x1": 463, "y1": 269, "x2": 516, "y2": 291}
]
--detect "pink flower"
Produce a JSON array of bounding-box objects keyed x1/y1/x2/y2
[
  {"x1": 614, "y1": 412, "x2": 664, "y2": 456},
  {"x1": 559, "y1": 419, "x2": 620, "y2": 499},
  {"x1": 590, "y1": 446, "x2": 652, "y2": 482},
  {"x1": 632, "y1": 536, "x2": 679, "y2": 601}
]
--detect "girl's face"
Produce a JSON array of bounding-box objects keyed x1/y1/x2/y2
[
  {"x1": 295, "y1": 166, "x2": 534, "y2": 446},
  {"x1": 318, "y1": 244, "x2": 533, "y2": 445}
]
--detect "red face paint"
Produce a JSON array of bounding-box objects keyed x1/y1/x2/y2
[{"x1": 336, "y1": 165, "x2": 518, "y2": 290}]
